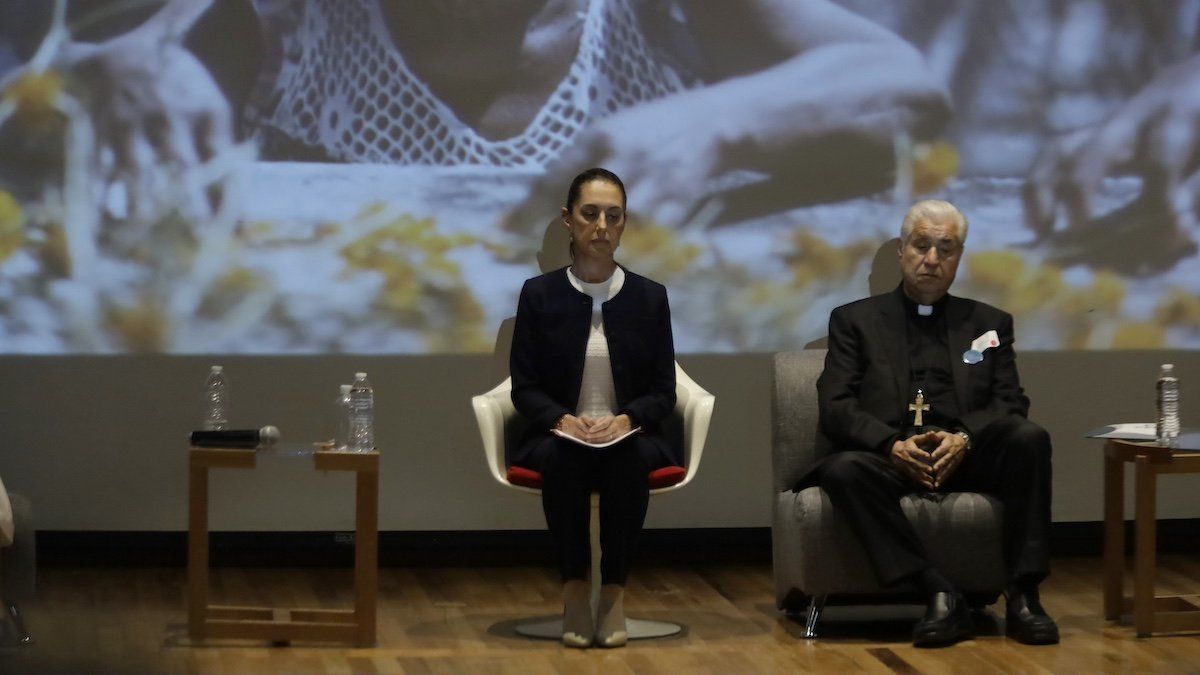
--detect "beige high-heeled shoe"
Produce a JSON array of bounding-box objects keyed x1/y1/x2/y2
[
  {"x1": 595, "y1": 584, "x2": 627, "y2": 648},
  {"x1": 562, "y1": 580, "x2": 594, "y2": 648}
]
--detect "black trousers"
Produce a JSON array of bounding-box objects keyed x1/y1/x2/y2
[
  {"x1": 518, "y1": 434, "x2": 672, "y2": 585},
  {"x1": 806, "y1": 415, "x2": 1052, "y2": 588}
]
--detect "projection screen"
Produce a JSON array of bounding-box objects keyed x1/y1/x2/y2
[{"x1": 1, "y1": 0, "x2": 1198, "y2": 353}]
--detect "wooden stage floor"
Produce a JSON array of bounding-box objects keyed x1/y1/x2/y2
[{"x1": 3, "y1": 555, "x2": 1199, "y2": 674}]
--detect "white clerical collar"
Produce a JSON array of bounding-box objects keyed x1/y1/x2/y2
[{"x1": 917, "y1": 304, "x2": 933, "y2": 316}]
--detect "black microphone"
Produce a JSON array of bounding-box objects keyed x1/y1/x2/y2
[{"x1": 190, "y1": 425, "x2": 281, "y2": 449}]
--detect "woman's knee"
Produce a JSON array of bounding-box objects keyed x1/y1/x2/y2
[
  {"x1": 539, "y1": 441, "x2": 592, "y2": 478},
  {"x1": 599, "y1": 444, "x2": 650, "y2": 482}
]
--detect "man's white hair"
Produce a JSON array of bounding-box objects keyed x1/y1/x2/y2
[{"x1": 900, "y1": 200, "x2": 968, "y2": 244}]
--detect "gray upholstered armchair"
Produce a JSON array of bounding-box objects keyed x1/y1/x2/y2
[{"x1": 771, "y1": 350, "x2": 1006, "y2": 637}]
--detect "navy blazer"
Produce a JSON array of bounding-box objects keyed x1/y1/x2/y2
[
  {"x1": 815, "y1": 285, "x2": 1030, "y2": 456},
  {"x1": 510, "y1": 266, "x2": 677, "y2": 459}
]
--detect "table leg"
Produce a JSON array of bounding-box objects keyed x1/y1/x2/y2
[
  {"x1": 1103, "y1": 452, "x2": 1125, "y2": 620},
  {"x1": 1133, "y1": 455, "x2": 1157, "y2": 637},
  {"x1": 354, "y1": 467, "x2": 379, "y2": 646},
  {"x1": 188, "y1": 458, "x2": 209, "y2": 640}
]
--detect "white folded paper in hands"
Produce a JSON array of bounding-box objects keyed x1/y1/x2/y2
[{"x1": 552, "y1": 427, "x2": 642, "y2": 449}]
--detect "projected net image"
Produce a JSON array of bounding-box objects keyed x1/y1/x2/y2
[{"x1": 1, "y1": 0, "x2": 1199, "y2": 353}]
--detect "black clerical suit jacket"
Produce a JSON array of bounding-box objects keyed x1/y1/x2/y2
[
  {"x1": 509, "y1": 267, "x2": 677, "y2": 464},
  {"x1": 815, "y1": 286, "x2": 1030, "y2": 458}
]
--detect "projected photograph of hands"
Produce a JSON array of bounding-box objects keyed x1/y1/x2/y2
[{"x1": 1, "y1": 0, "x2": 1198, "y2": 353}]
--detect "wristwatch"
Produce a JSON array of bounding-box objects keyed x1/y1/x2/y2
[{"x1": 955, "y1": 430, "x2": 972, "y2": 451}]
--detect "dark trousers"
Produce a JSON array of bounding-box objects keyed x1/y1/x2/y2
[
  {"x1": 809, "y1": 415, "x2": 1052, "y2": 588},
  {"x1": 518, "y1": 434, "x2": 671, "y2": 585}
]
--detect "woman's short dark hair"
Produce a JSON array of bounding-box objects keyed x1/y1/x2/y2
[{"x1": 565, "y1": 167, "x2": 626, "y2": 212}]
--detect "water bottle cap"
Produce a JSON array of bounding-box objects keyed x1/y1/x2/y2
[
  {"x1": 340, "y1": 384, "x2": 353, "y2": 393},
  {"x1": 210, "y1": 365, "x2": 223, "y2": 373},
  {"x1": 355, "y1": 372, "x2": 367, "y2": 379},
  {"x1": 1162, "y1": 364, "x2": 1175, "y2": 371}
]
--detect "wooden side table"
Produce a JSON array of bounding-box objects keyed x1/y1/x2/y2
[
  {"x1": 1103, "y1": 439, "x2": 1200, "y2": 636},
  {"x1": 188, "y1": 447, "x2": 379, "y2": 645}
]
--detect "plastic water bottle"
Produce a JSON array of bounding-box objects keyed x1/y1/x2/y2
[
  {"x1": 201, "y1": 365, "x2": 229, "y2": 431},
  {"x1": 348, "y1": 372, "x2": 374, "y2": 452},
  {"x1": 335, "y1": 384, "x2": 352, "y2": 451},
  {"x1": 1156, "y1": 364, "x2": 1180, "y2": 448}
]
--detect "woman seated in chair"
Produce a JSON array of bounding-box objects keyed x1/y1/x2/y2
[{"x1": 510, "y1": 167, "x2": 678, "y2": 648}]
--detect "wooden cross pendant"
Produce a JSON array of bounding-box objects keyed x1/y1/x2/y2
[{"x1": 909, "y1": 389, "x2": 930, "y2": 428}]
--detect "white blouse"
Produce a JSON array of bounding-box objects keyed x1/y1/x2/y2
[{"x1": 566, "y1": 266, "x2": 626, "y2": 418}]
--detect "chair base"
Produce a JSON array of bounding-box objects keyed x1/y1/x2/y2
[
  {"x1": 515, "y1": 616, "x2": 682, "y2": 640},
  {"x1": 803, "y1": 595, "x2": 826, "y2": 639},
  {"x1": 2, "y1": 603, "x2": 33, "y2": 646}
]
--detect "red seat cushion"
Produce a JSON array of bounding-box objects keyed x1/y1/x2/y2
[
  {"x1": 506, "y1": 465, "x2": 544, "y2": 489},
  {"x1": 648, "y1": 465, "x2": 687, "y2": 489},
  {"x1": 505, "y1": 465, "x2": 686, "y2": 490}
]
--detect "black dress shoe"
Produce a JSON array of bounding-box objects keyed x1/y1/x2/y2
[
  {"x1": 1006, "y1": 590, "x2": 1060, "y2": 645},
  {"x1": 912, "y1": 591, "x2": 972, "y2": 647}
]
